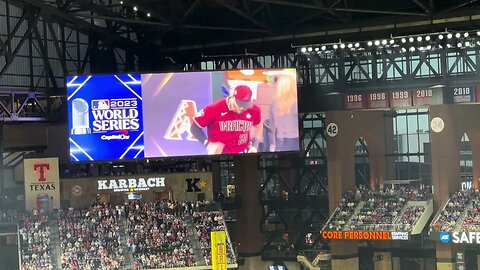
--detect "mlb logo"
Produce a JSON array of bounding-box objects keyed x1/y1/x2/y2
[{"x1": 92, "y1": 99, "x2": 110, "y2": 110}]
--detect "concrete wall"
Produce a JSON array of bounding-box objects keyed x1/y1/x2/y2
[{"x1": 430, "y1": 104, "x2": 480, "y2": 210}]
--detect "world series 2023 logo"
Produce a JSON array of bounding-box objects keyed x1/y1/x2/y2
[{"x1": 91, "y1": 98, "x2": 140, "y2": 133}]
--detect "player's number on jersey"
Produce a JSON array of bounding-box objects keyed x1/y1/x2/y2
[
  {"x1": 326, "y1": 123, "x2": 338, "y2": 137},
  {"x1": 238, "y1": 133, "x2": 248, "y2": 145}
]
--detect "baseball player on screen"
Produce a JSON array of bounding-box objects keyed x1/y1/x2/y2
[{"x1": 190, "y1": 85, "x2": 261, "y2": 155}]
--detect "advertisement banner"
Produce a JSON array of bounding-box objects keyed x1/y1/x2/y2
[
  {"x1": 321, "y1": 230, "x2": 409, "y2": 241},
  {"x1": 61, "y1": 172, "x2": 214, "y2": 208},
  {"x1": 24, "y1": 158, "x2": 60, "y2": 212},
  {"x1": 68, "y1": 74, "x2": 144, "y2": 161},
  {"x1": 211, "y1": 230, "x2": 227, "y2": 270},
  {"x1": 438, "y1": 231, "x2": 480, "y2": 244}
]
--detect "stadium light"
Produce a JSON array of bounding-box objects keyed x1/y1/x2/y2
[{"x1": 295, "y1": 29, "x2": 480, "y2": 55}]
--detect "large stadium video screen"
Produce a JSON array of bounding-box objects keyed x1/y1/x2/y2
[{"x1": 67, "y1": 69, "x2": 299, "y2": 161}]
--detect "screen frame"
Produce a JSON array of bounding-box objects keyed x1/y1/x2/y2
[{"x1": 66, "y1": 68, "x2": 301, "y2": 163}]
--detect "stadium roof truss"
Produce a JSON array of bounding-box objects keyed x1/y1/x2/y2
[{"x1": 3, "y1": 0, "x2": 480, "y2": 61}]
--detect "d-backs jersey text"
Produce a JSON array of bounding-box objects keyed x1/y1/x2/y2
[{"x1": 193, "y1": 97, "x2": 261, "y2": 153}]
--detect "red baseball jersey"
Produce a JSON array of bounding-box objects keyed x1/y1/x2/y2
[{"x1": 193, "y1": 97, "x2": 261, "y2": 154}]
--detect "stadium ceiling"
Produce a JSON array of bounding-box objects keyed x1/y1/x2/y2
[{"x1": 7, "y1": 0, "x2": 480, "y2": 58}]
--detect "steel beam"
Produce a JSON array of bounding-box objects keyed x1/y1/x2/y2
[
  {"x1": 412, "y1": 0, "x2": 431, "y2": 13},
  {"x1": 183, "y1": 0, "x2": 201, "y2": 18},
  {"x1": 250, "y1": 0, "x2": 428, "y2": 16},
  {"x1": 436, "y1": 0, "x2": 478, "y2": 16},
  {"x1": 46, "y1": 20, "x2": 68, "y2": 78},
  {"x1": 0, "y1": 9, "x2": 41, "y2": 76},
  {"x1": 0, "y1": 90, "x2": 52, "y2": 121},
  {"x1": 211, "y1": 0, "x2": 271, "y2": 31},
  {"x1": 32, "y1": 23, "x2": 59, "y2": 91},
  {"x1": 7, "y1": 0, "x2": 142, "y2": 53}
]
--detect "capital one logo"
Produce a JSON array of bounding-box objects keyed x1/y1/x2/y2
[
  {"x1": 33, "y1": 163, "x2": 50, "y2": 182},
  {"x1": 440, "y1": 232, "x2": 451, "y2": 243},
  {"x1": 164, "y1": 100, "x2": 198, "y2": 141}
]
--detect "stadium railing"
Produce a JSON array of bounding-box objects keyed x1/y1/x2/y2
[{"x1": 17, "y1": 223, "x2": 21, "y2": 270}]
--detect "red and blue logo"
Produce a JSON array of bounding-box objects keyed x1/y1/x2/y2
[{"x1": 92, "y1": 99, "x2": 110, "y2": 110}]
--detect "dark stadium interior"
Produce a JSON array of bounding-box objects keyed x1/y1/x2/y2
[{"x1": 2, "y1": 0, "x2": 480, "y2": 270}]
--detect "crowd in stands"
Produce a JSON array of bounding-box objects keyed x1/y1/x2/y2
[
  {"x1": 429, "y1": 189, "x2": 480, "y2": 232},
  {"x1": 430, "y1": 190, "x2": 472, "y2": 231},
  {"x1": 326, "y1": 187, "x2": 366, "y2": 230},
  {"x1": 461, "y1": 190, "x2": 480, "y2": 232},
  {"x1": 12, "y1": 199, "x2": 236, "y2": 270},
  {"x1": 127, "y1": 201, "x2": 196, "y2": 269},
  {"x1": 325, "y1": 185, "x2": 431, "y2": 231},
  {"x1": 398, "y1": 206, "x2": 425, "y2": 231},
  {"x1": 58, "y1": 203, "x2": 125, "y2": 270},
  {"x1": 461, "y1": 194, "x2": 480, "y2": 232},
  {"x1": 193, "y1": 211, "x2": 236, "y2": 265},
  {"x1": 349, "y1": 195, "x2": 406, "y2": 230},
  {"x1": 19, "y1": 212, "x2": 53, "y2": 270}
]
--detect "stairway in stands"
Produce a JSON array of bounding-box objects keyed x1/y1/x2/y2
[
  {"x1": 393, "y1": 203, "x2": 410, "y2": 224},
  {"x1": 185, "y1": 216, "x2": 206, "y2": 266},
  {"x1": 48, "y1": 218, "x2": 62, "y2": 270},
  {"x1": 455, "y1": 201, "x2": 474, "y2": 231},
  {"x1": 345, "y1": 201, "x2": 366, "y2": 228},
  {"x1": 118, "y1": 218, "x2": 134, "y2": 270}
]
